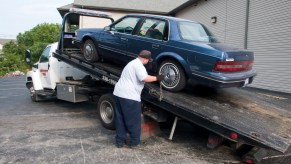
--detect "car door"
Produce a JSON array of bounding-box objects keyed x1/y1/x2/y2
[
  {"x1": 128, "y1": 17, "x2": 168, "y2": 71},
  {"x1": 99, "y1": 16, "x2": 141, "y2": 64},
  {"x1": 38, "y1": 46, "x2": 52, "y2": 89}
]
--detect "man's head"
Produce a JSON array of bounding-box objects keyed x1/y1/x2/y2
[{"x1": 138, "y1": 50, "x2": 152, "y2": 64}]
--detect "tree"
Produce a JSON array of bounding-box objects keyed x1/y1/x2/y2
[{"x1": 1, "y1": 23, "x2": 61, "y2": 76}]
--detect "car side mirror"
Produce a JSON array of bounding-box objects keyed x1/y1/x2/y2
[
  {"x1": 25, "y1": 49, "x2": 38, "y2": 68},
  {"x1": 25, "y1": 50, "x2": 32, "y2": 65},
  {"x1": 104, "y1": 26, "x2": 111, "y2": 31},
  {"x1": 104, "y1": 26, "x2": 115, "y2": 34}
]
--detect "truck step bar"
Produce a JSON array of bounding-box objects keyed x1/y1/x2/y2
[{"x1": 36, "y1": 90, "x2": 56, "y2": 97}]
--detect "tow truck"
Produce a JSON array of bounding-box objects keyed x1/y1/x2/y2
[{"x1": 25, "y1": 8, "x2": 291, "y2": 163}]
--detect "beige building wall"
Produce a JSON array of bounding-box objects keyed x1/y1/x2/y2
[{"x1": 176, "y1": 0, "x2": 247, "y2": 50}]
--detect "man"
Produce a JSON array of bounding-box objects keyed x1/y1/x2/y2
[{"x1": 113, "y1": 50, "x2": 164, "y2": 148}]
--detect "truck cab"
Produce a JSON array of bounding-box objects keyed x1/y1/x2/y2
[{"x1": 25, "y1": 42, "x2": 87, "y2": 101}]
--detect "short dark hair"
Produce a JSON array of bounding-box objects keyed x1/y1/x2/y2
[{"x1": 138, "y1": 50, "x2": 152, "y2": 62}]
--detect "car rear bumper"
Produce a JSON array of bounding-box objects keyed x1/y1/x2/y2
[{"x1": 189, "y1": 69, "x2": 257, "y2": 88}]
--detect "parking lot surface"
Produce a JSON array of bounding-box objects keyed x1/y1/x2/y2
[{"x1": 0, "y1": 76, "x2": 240, "y2": 163}]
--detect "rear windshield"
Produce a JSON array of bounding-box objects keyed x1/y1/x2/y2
[{"x1": 178, "y1": 21, "x2": 218, "y2": 43}]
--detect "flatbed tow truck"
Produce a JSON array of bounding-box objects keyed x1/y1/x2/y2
[{"x1": 26, "y1": 8, "x2": 291, "y2": 163}]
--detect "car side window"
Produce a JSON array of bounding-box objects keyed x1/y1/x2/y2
[
  {"x1": 138, "y1": 18, "x2": 166, "y2": 40},
  {"x1": 39, "y1": 46, "x2": 51, "y2": 63},
  {"x1": 111, "y1": 17, "x2": 140, "y2": 34}
]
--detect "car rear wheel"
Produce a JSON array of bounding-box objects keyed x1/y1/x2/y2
[
  {"x1": 158, "y1": 60, "x2": 187, "y2": 92},
  {"x1": 83, "y1": 39, "x2": 99, "y2": 62},
  {"x1": 97, "y1": 93, "x2": 116, "y2": 130}
]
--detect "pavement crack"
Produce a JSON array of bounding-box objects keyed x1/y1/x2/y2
[{"x1": 80, "y1": 137, "x2": 86, "y2": 164}]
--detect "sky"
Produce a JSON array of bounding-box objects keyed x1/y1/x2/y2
[{"x1": 0, "y1": 0, "x2": 73, "y2": 39}]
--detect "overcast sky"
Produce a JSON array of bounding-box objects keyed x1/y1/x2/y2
[{"x1": 0, "y1": 0, "x2": 73, "y2": 39}]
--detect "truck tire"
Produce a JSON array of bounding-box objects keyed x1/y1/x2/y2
[
  {"x1": 158, "y1": 59, "x2": 187, "y2": 92},
  {"x1": 83, "y1": 39, "x2": 99, "y2": 62},
  {"x1": 97, "y1": 93, "x2": 116, "y2": 130},
  {"x1": 28, "y1": 83, "x2": 38, "y2": 102}
]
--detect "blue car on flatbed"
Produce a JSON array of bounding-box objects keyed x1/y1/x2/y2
[{"x1": 74, "y1": 14, "x2": 257, "y2": 92}]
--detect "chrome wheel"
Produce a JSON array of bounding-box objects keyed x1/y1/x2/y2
[
  {"x1": 83, "y1": 39, "x2": 98, "y2": 62},
  {"x1": 158, "y1": 60, "x2": 187, "y2": 92},
  {"x1": 159, "y1": 63, "x2": 180, "y2": 89},
  {"x1": 98, "y1": 94, "x2": 116, "y2": 130},
  {"x1": 84, "y1": 44, "x2": 94, "y2": 59},
  {"x1": 100, "y1": 100, "x2": 114, "y2": 125}
]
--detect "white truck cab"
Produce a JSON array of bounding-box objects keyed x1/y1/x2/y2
[{"x1": 25, "y1": 42, "x2": 87, "y2": 101}]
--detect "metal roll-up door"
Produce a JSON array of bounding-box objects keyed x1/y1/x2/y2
[{"x1": 248, "y1": 0, "x2": 291, "y2": 93}]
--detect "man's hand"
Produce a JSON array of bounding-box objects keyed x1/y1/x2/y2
[{"x1": 156, "y1": 74, "x2": 165, "y2": 82}]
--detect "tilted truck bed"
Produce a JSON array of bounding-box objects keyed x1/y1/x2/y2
[
  {"x1": 145, "y1": 83, "x2": 291, "y2": 153},
  {"x1": 53, "y1": 50, "x2": 291, "y2": 153}
]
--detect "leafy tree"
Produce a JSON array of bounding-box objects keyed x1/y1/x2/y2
[
  {"x1": 2, "y1": 41, "x2": 19, "y2": 55},
  {"x1": 0, "y1": 23, "x2": 61, "y2": 76},
  {"x1": 1, "y1": 53, "x2": 23, "y2": 71}
]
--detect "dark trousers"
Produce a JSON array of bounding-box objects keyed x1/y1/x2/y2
[{"x1": 114, "y1": 96, "x2": 141, "y2": 146}]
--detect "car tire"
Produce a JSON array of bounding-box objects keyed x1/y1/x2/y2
[
  {"x1": 83, "y1": 39, "x2": 99, "y2": 62},
  {"x1": 97, "y1": 93, "x2": 116, "y2": 130},
  {"x1": 158, "y1": 60, "x2": 187, "y2": 92}
]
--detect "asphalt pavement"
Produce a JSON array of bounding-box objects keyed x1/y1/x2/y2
[{"x1": 0, "y1": 76, "x2": 240, "y2": 163}]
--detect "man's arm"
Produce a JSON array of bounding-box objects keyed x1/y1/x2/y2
[{"x1": 143, "y1": 75, "x2": 158, "y2": 83}]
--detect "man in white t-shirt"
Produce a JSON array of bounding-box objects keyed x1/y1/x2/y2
[{"x1": 113, "y1": 50, "x2": 164, "y2": 148}]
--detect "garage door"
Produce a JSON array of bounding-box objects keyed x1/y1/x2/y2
[{"x1": 248, "y1": 0, "x2": 291, "y2": 93}]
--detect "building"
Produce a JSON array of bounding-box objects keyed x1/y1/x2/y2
[
  {"x1": 172, "y1": 0, "x2": 291, "y2": 94},
  {"x1": 58, "y1": 0, "x2": 291, "y2": 94},
  {"x1": 57, "y1": 0, "x2": 188, "y2": 28}
]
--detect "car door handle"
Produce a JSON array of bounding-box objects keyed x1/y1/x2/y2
[
  {"x1": 152, "y1": 44, "x2": 160, "y2": 49},
  {"x1": 121, "y1": 37, "x2": 128, "y2": 41}
]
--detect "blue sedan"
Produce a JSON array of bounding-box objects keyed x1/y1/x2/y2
[{"x1": 74, "y1": 14, "x2": 256, "y2": 92}]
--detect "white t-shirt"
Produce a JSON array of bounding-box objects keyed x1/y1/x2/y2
[{"x1": 113, "y1": 58, "x2": 148, "y2": 102}]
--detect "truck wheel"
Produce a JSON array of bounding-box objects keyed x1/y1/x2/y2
[
  {"x1": 83, "y1": 39, "x2": 99, "y2": 62},
  {"x1": 28, "y1": 83, "x2": 38, "y2": 102},
  {"x1": 97, "y1": 93, "x2": 116, "y2": 130},
  {"x1": 158, "y1": 59, "x2": 187, "y2": 92}
]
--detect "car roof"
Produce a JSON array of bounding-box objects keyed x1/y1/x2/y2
[{"x1": 126, "y1": 13, "x2": 199, "y2": 23}]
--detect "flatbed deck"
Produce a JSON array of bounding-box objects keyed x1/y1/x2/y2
[
  {"x1": 146, "y1": 83, "x2": 291, "y2": 153},
  {"x1": 53, "y1": 50, "x2": 291, "y2": 153}
]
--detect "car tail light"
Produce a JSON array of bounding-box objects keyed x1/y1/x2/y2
[{"x1": 214, "y1": 61, "x2": 253, "y2": 72}]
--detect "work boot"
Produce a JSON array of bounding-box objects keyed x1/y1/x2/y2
[
  {"x1": 116, "y1": 143, "x2": 124, "y2": 148},
  {"x1": 129, "y1": 144, "x2": 141, "y2": 149}
]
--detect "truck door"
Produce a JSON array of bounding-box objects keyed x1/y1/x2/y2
[{"x1": 38, "y1": 46, "x2": 52, "y2": 89}]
